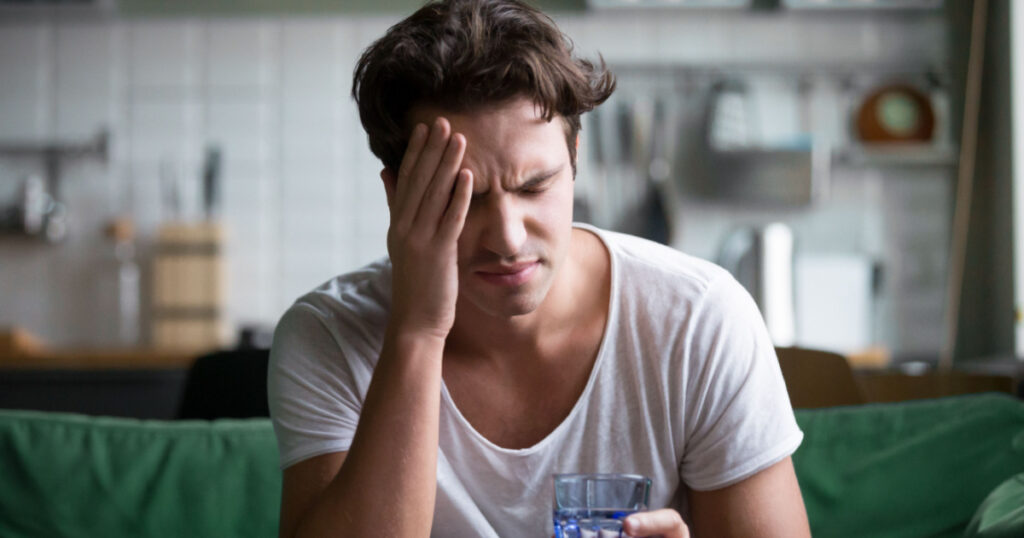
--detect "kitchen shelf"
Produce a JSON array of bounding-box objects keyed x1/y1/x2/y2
[
  {"x1": 0, "y1": 130, "x2": 109, "y2": 242},
  {"x1": 588, "y1": 0, "x2": 749, "y2": 8},
  {"x1": 0, "y1": 130, "x2": 108, "y2": 162},
  {"x1": 832, "y1": 144, "x2": 958, "y2": 167},
  {"x1": 782, "y1": 0, "x2": 942, "y2": 10}
]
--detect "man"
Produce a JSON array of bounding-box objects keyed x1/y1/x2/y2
[{"x1": 268, "y1": 1, "x2": 811, "y2": 536}]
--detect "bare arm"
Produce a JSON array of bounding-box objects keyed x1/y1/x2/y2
[
  {"x1": 685, "y1": 456, "x2": 811, "y2": 538},
  {"x1": 623, "y1": 457, "x2": 808, "y2": 538},
  {"x1": 278, "y1": 117, "x2": 473, "y2": 538}
]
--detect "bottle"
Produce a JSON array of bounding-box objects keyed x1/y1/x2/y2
[{"x1": 105, "y1": 218, "x2": 140, "y2": 347}]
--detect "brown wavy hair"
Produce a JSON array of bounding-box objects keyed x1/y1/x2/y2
[{"x1": 352, "y1": 0, "x2": 615, "y2": 176}]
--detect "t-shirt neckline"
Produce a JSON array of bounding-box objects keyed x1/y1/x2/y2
[{"x1": 439, "y1": 222, "x2": 620, "y2": 456}]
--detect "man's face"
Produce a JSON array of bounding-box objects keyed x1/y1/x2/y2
[{"x1": 408, "y1": 98, "x2": 576, "y2": 319}]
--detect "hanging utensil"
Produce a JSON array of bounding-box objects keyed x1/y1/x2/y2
[{"x1": 201, "y1": 145, "x2": 222, "y2": 220}]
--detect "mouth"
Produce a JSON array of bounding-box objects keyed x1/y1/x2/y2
[{"x1": 474, "y1": 261, "x2": 540, "y2": 287}]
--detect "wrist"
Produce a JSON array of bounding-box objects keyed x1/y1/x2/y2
[
  {"x1": 384, "y1": 323, "x2": 448, "y2": 360},
  {"x1": 387, "y1": 313, "x2": 453, "y2": 343}
]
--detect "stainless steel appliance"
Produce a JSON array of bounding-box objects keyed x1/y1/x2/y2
[{"x1": 718, "y1": 222, "x2": 796, "y2": 346}]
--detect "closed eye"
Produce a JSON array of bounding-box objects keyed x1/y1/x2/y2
[
  {"x1": 469, "y1": 165, "x2": 564, "y2": 201},
  {"x1": 517, "y1": 167, "x2": 563, "y2": 195}
]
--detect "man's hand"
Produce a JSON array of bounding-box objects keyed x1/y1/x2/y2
[
  {"x1": 381, "y1": 117, "x2": 473, "y2": 340},
  {"x1": 623, "y1": 509, "x2": 690, "y2": 538},
  {"x1": 282, "y1": 118, "x2": 474, "y2": 537}
]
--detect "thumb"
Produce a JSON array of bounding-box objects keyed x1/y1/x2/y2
[{"x1": 623, "y1": 509, "x2": 689, "y2": 538}]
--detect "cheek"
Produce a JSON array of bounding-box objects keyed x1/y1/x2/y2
[{"x1": 537, "y1": 181, "x2": 575, "y2": 225}]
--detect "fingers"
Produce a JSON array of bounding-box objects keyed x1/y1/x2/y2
[
  {"x1": 392, "y1": 122, "x2": 428, "y2": 210},
  {"x1": 623, "y1": 509, "x2": 689, "y2": 538},
  {"x1": 416, "y1": 131, "x2": 466, "y2": 228},
  {"x1": 392, "y1": 118, "x2": 451, "y2": 229},
  {"x1": 438, "y1": 169, "x2": 473, "y2": 242}
]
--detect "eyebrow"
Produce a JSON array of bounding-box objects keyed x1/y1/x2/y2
[
  {"x1": 515, "y1": 165, "x2": 564, "y2": 191},
  {"x1": 472, "y1": 165, "x2": 566, "y2": 198}
]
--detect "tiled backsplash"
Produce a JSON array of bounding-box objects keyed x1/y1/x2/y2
[{"x1": 0, "y1": 9, "x2": 946, "y2": 349}]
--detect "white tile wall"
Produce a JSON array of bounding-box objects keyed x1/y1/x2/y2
[
  {"x1": 206, "y1": 99, "x2": 274, "y2": 163},
  {"x1": 54, "y1": 24, "x2": 118, "y2": 140},
  {"x1": 54, "y1": 23, "x2": 117, "y2": 97},
  {"x1": 127, "y1": 21, "x2": 200, "y2": 89},
  {"x1": 202, "y1": 20, "x2": 277, "y2": 89},
  {"x1": 0, "y1": 24, "x2": 52, "y2": 141},
  {"x1": 0, "y1": 9, "x2": 946, "y2": 350},
  {"x1": 127, "y1": 100, "x2": 201, "y2": 163}
]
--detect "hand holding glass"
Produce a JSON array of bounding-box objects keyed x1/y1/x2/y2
[{"x1": 553, "y1": 473, "x2": 652, "y2": 538}]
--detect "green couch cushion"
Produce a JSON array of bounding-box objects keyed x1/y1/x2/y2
[
  {"x1": 963, "y1": 472, "x2": 1024, "y2": 538},
  {"x1": 793, "y1": 393, "x2": 1024, "y2": 538},
  {"x1": 0, "y1": 410, "x2": 281, "y2": 538},
  {"x1": 1, "y1": 393, "x2": 1022, "y2": 538}
]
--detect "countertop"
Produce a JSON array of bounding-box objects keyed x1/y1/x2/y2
[{"x1": 0, "y1": 347, "x2": 202, "y2": 370}]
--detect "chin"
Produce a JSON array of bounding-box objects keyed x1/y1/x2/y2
[
  {"x1": 469, "y1": 290, "x2": 544, "y2": 319},
  {"x1": 462, "y1": 273, "x2": 553, "y2": 319}
]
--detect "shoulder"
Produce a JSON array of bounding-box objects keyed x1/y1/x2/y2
[
  {"x1": 272, "y1": 257, "x2": 392, "y2": 361},
  {"x1": 583, "y1": 224, "x2": 735, "y2": 303},
  {"x1": 294, "y1": 257, "x2": 392, "y2": 319}
]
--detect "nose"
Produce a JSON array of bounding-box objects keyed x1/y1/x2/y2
[{"x1": 479, "y1": 195, "x2": 527, "y2": 259}]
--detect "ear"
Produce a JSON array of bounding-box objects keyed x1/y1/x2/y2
[{"x1": 380, "y1": 168, "x2": 397, "y2": 210}]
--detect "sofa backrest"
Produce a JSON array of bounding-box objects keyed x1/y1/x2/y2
[
  {"x1": 793, "y1": 393, "x2": 1024, "y2": 538},
  {"x1": 1, "y1": 393, "x2": 1022, "y2": 538},
  {"x1": 0, "y1": 410, "x2": 280, "y2": 538}
]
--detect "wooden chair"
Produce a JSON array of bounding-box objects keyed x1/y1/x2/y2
[{"x1": 775, "y1": 346, "x2": 866, "y2": 409}]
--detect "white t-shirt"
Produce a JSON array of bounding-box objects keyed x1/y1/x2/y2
[{"x1": 268, "y1": 223, "x2": 803, "y2": 537}]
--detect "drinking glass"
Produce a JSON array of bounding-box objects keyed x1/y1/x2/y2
[{"x1": 552, "y1": 473, "x2": 652, "y2": 538}]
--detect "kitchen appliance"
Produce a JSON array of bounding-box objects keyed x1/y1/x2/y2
[
  {"x1": 718, "y1": 223, "x2": 796, "y2": 346},
  {"x1": 794, "y1": 253, "x2": 875, "y2": 354}
]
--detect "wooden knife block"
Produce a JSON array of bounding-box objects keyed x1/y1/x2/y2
[{"x1": 151, "y1": 221, "x2": 227, "y2": 351}]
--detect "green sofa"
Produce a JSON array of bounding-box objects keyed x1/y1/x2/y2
[{"x1": 1, "y1": 393, "x2": 1022, "y2": 537}]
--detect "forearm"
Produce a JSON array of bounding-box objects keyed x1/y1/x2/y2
[
  {"x1": 288, "y1": 117, "x2": 469, "y2": 537},
  {"x1": 293, "y1": 328, "x2": 445, "y2": 537}
]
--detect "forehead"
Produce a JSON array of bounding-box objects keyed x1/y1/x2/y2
[{"x1": 407, "y1": 98, "x2": 570, "y2": 173}]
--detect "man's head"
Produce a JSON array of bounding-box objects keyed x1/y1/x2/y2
[{"x1": 351, "y1": 0, "x2": 615, "y2": 177}]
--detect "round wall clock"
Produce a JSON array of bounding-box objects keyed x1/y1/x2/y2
[{"x1": 856, "y1": 84, "x2": 935, "y2": 143}]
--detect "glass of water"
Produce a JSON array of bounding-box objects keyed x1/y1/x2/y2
[{"x1": 553, "y1": 473, "x2": 652, "y2": 538}]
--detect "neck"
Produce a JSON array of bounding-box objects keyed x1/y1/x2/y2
[{"x1": 445, "y1": 227, "x2": 607, "y2": 365}]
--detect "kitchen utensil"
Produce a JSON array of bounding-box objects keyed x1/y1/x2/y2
[
  {"x1": 159, "y1": 158, "x2": 181, "y2": 222},
  {"x1": 201, "y1": 145, "x2": 222, "y2": 219}
]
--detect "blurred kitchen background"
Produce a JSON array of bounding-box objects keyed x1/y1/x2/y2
[{"x1": 1, "y1": 0, "x2": 1022, "y2": 382}]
